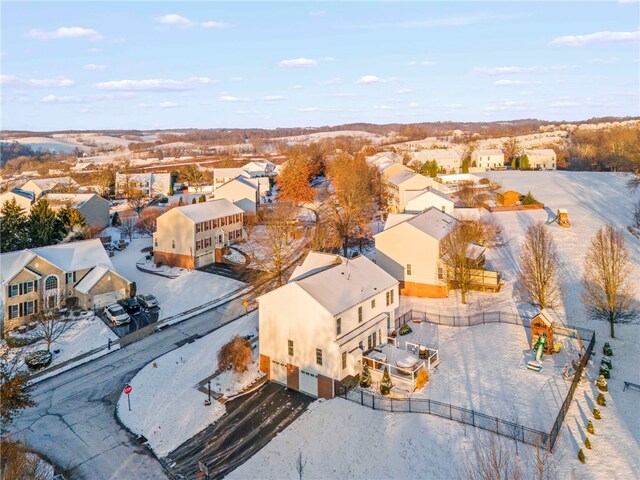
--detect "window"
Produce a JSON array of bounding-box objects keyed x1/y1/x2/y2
[
  {"x1": 386, "y1": 291, "x2": 390, "y2": 306},
  {"x1": 371, "y1": 298, "x2": 376, "y2": 309},
  {"x1": 172, "y1": 240, "x2": 175, "y2": 249},
  {"x1": 442, "y1": 205, "x2": 446, "y2": 212},
  {"x1": 24, "y1": 301, "x2": 34, "y2": 315},
  {"x1": 359, "y1": 340, "x2": 364, "y2": 351},
  {"x1": 438, "y1": 267, "x2": 444, "y2": 280},
  {"x1": 45, "y1": 276, "x2": 57, "y2": 291},
  {"x1": 358, "y1": 306, "x2": 363, "y2": 323},
  {"x1": 154, "y1": 238, "x2": 158, "y2": 247},
  {"x1": 66, "y1": 272, "x2": 75, "y2": 284},
  {"x1": 316, "y1": 349, "x2": 323, "y2": 366},
  {"x1": 24, "y1": 281, "x2": 34, "y2": 294},
  {"x1": 196, "y1": 223, "x2": 201, "y2": 233},
  {"x1": 336, "y1": 318, "x2": 341, "y2": 336},
  {"x1": 8, "y1": 285, "x2": 19, "y2": 298},
  {"x1": 390, "y1": 289, "x2": 394, "y2": 305},
  {"x1": 386, "y1": 289, "x2": 394, "y2": 306},
  {"x1": 406, "y1": 264, "x2": 412, "y2": 276},
  {"x1": 288, "y1": 340, "x2": 294, "y2": 356},
  {"x1": 342, "y1": 352, "x2": 347, "y2": 370},
  {"x1": 367, "y1": 335, "x2": 372, "y2": 349},
  {"x1": 372, "y1": 331, "x2": 377, "y2": 346},
  {"x1": 8, "y1": 305, "x2": 19, "y2": 319}
]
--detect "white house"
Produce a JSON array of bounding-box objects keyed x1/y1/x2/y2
[
  {"x1": 410, "y1": 149, "x2": 461, "y2": 173},
  {"x1": 212, "y1": 176, "x2": 260, "y2": 215},
  {"x1": 241, "y1": 160, "x2": 277, "y2": 178},
  {"x1": 115, "y1": 172, "x2": 172, "y2": 197},
  {"x1": 212, "y1": 168, "x2": 250, "y2": 188},
  {"x1": 523, "y1": 149, "x2": 557, "y2": 170},
  {"x1": 41, "y1": 193, "x2": 110, "y2": 228},
  {"x1": 386, "y1": 170, "x2": 431, "y2": 213},
  {"x1": 20, "y1": 177, "x2": 79, "y2": 199},
  {"x1": 404, "y1": 188, "x2": 455, "y2": 215},
  {"x1": 258, "y1": 252, "x2": 399, "y2": 398},
  {"x1": 0, "y1": 189, "x2": 35, "y2": 212},
  {"x1": 375, "y1": 208, "x2": 456, "y2": 298},
  {"x1": 366, "y1": 151, "x2": 404, "y2": 166},
  {"x1": 471, "y1": 149, "x2": 505, "y2": 170}
]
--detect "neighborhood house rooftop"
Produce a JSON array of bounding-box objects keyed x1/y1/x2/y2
[
  {"x1": 379, "y1": 207, "x2": 456, "y2": 241},
  {"x1": 174, "y1": 198, "x2": 244, "y2": 223}
]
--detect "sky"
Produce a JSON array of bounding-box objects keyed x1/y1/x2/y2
[{"x1": 1, "y1": 1, "x2": 639, "y2": 131}]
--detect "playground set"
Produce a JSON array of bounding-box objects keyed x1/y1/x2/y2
[
  {"x1": 546, "y1": 209, "x2": 571, "y2": 227},
  {"x1": 526, "y1": 309, "x2": 583, "y2": 372}
]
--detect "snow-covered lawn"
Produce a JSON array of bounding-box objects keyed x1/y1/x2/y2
[
  {"x1": 110, "y1": 237, "x2": 245, "y2": 320},
  {"x1": 2, "y1": 313, "x2": 118, "y2": 374},
  {"x1": 116, "y1": 312, "x2": 260, "y2": 457},
  {"x1": 237, "y1": 225, "x2": 309, "y2": 269},
  {"x1": 233, "y1": 172, "x2": 640, "y2": 479}
]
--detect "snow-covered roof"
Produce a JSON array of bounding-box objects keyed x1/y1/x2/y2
[
  {"x1": 115, "y1": 172, "x2": 170, "y2": 182},
  {"x1": 466, "y1": 243, "x2": 486, "y2": 261},
  {"x1": 0, "y1": 188, "x2": 35, "y2": 201},
  {"x1": 404, "y1": 187, "x2": 453, "y2": 204},
  {"x1": 388, "y1": 170, "x2": 423, "y2": 186},
  {"x1": 242, "y1": 160, "x2": 275, "y2": 170},
  {"x1": 533, "y1": 309, "x2": 554, "y2": 327},
  {"x1": 412, "y1": 149, "x2": 460, "y2": 161},
  {"x1": 213, "y1": 168, "x2": 249, "y2": 178},
  {"x1": 523, "y1": 149, "x2": 556, "y2": 157},
  {"x1": 74, "y1": 264, "x2": 126, "y2": 294},
  {"x1": 217, "y1": 175, "x2": 258, "y2": 192},
  {"x1": 21, "y1": 176, "x2": 78, "y2": 191},
  {"x1": 0, "y1": 250, "x2": 37, "y2": 285},
  {"x1": 474, "y1": 149, "x2": 504, "y2": 156},
  {"x1": 437, "y1": 173, "x2": 480, "y2": 184},
  {"x1": 174, "y1": 198, "x2": 244, "y2": 223},
  {"x1": 42, "y1": 193, "x2": 102, "y2": 209},
  {"x1": 379, "y1": 208, "x2": 456, "y2": 241},
  {"x1": 289, "y1": 252, "x2": 398, "y2": 316}
]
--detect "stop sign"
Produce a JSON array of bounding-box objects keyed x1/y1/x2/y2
[{"x1": 123, "y1": 384, "x2": 133, "y2": 395}]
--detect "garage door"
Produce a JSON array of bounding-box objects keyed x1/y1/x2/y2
[
  {"x1": 271, "y1": 360, "x2": 287, "y2": 385},
  {"x1": 299, "y1": 369, "x2": 318, "y2": 397},
  {"x1": 93, "y1": 290, "x2": 125, "y2": 309},
  {"x1": 195, "y1": 252, "x2": 213, "y2": 268}
]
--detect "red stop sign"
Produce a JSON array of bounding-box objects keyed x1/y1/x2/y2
[{"x1": 123, "y1": 385, "x2": 133, "y2": 395}]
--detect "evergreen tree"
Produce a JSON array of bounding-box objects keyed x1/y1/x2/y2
[
  {"x1": 360, "y1": 364, "x2": 372, "y2": 388},
  {"x1": 0, "y1": 199, "x2": 29, "y2": 252},
  {"x1": 191, "y1": 198, "x2": 197, "y2": 204},
  {"x1": 587, "y1": 420, "x2": 595, "y2": 434},
  {"x1": 593, "y1": 408, "x2": 602, "y2": 419},
  {"x1": 519, "y1": 154, "x2": 530, "y2": 170},
  {"x1": 56, "y1": 204, "x2": 86, "y2": 231},
  {"x1": 578, "y1": 449, "x2": 586, "y2": 463},
  {"x1": 28, "y1": 200, "x2": 65, "y2": 247},
  {"x1": 596, "y1": 392, "x2": 606, "y2": 407},
  {"x1": 380, "y1": 366, "x2": 393, "y2": 395},
  {"x1": 198, "y1": 195, "x2": 206, "y2": 203},
  {"x1": 461, "y1": 159, "x2": 470, "y2": 174},
  {"x1": 0, "y1": 349, "x2": 36, "y2": 432},
  {"x1": 584, "y1": 437, "x2": 592, "y2": 449},
  {"x1": 178, "y1": 197, "x2": 185, "y2": 206}
]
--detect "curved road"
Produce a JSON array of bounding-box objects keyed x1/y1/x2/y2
[{"x1": 11, "y1": 297, "x2": 249, "y2": 480}]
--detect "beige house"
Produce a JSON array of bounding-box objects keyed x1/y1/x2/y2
[
  {"x1": 404, "y1": 188, "x2": 455, "y2": 215},
  {"x1": 410, "y1": 149, "x2": 461, "y2": 173},
  {"x1": 471, "y1": 149, "x2": 505, "y2": 170},
  {"x1": 386, "y1": 170, "x2": 431, "y2": 213},
  {"x1": 0, "y1": 189, "x2": 35, "y2": 212},
  {"x1": 259, "y1": 252, "x2": 399, "y2": 399},
  {"x1": 212, "y1": 176, "x2": 260, "y2": 215},
  {"x1": 1, "y1": 239, "x2": 131, "y2": 332},
  {"x1": 212, "y1": 168, "x2": 250, "y2": 188},
  {"x1": 153, "y1": 199, "x2": 244, "y2": 269},
  {"x1": 379, "y1": 162, "x2": 412, "y2": 181},
  {"x1": 375, "y1": 208, "x2": 456, "y2": 298},
  {"x1": 241, "y1": 160, "x2": 277, "y2": 178},
  {"x1": 115, "y1": 172, "x2": 172, "y2": 197},
  {"x1": 20, "y1": 176, "x2": 79, "y2": 199},
  {"x1": 42, "y1": 193, "x2": 110, "y2": 228},
  {"x1": 523, "y1": 149, "x2": 557, "y2": 170},
  {"x1": 367, "y1": 151, "x2": 404, "y2": 166}
]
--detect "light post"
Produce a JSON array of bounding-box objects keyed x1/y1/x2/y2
[{"x1": 208, "y1": 380, "x2": 211, "y2": 402}]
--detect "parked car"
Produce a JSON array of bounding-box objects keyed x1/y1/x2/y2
[
  {"x1": 105, "y1": 304, "x2": 131, "y2": 326},
  {"x1": 118, "y1": 297, "x2": 140, "y2": 314},
  {"x1": 136, "y1": 293, "x2": 159, "y2": 309}
]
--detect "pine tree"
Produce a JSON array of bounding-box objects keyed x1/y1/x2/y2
[
  {"x1": 584, "y1": 437, "x2": 592, "y2": 449},
  {"x1": 191, "y1": 198, "x2": 197, "y2": 204},
  {"x1": 198, "y1": 195, "x2": 206, "y2": 203},
  {"x1": 380, "y1": 366, "x2": 393, "y2": 395},
  {"x1": 0, "y1": 199, "x2": 29, "y2": 252},
  {"x1": 178, "y1": 197, "x2": 185, "y2": 206},
  {"x1": 111, "y1": 211, "x2": 120, "y2": 227},
  {"x1": 360, "y1": 364, "x2": 372, "y2": 388},
  {"x1": 28, "y1": 199, "x2": 66, "y2": 247},
  {"x1": 519, "y1": 154, "x2": 530, "y2": 170},
  {"x1": 597, "y1": 392, "x2": 606, "y2": 407},
  {"x1": 56, "y1": 204, "x2": 86, "y2": 231},
  {"x1": 578, "y1": 449, "x2": 586, "y2": 463},
  {"x1": 593, "y1": 408, "x2": 602, "y2": 420},
  {"x1": 587, "y1": 420, "x2": 595, "y2": 434}
]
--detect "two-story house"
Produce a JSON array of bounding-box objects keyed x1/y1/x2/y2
[
  {"x1": 522, "y1": 149, "x2": 557, "y2": 170},
  {"x1": 1, "y1": 239, "x2": 131, "y2": 332},
  {"x1": 258, "y1": 252, "x2": 399, "y2": 399},
  {"x1": 41, "y1": 193, "x2": 110, "y2": 228},
  {"x1": 115, "y1": 172, "x2": 172, "y2": 198},
  {"x1": 471, "y1": 149, "x2": 505, "y2": 170},
  {"x1": 212, "y1": 168, "x2": 250, "y2": 188},
  {"x1": 152, "y1": 199, "x2": 244, "y2": 269},
  {"x1": 386, "y1": 170, "x2": 432, "y2": 213},
  {"x1": 211, "y1": 176, "x2": 260, "y2": 215},
  {"x1": 20, "y1": 176, "x2": 79, "y2": 199}
]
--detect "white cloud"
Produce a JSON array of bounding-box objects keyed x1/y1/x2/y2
[
  {"x1": 219, "y1": 94, "x2": 251, "y2": 102},
  {"x1": 474, "y1": 66, "x2": 569, "y2": 75},
  {"x1": 290, "y1": 85, "x2": 303, "y2": 89},
  {"x1": 83, "y1": 63, "x2": 107, "y2": 71},
  {"x1": 27, "y1": 27, "x2": 103, "y2": 41},
  {"x1": 343, "y1": 13, "x2": 526, "y2": 30},
  {"x1": 1, "y1": 75, "x2": 75, "y2": 88},
  {"x1": 298, "y1": 107, "x2": 325, "y2": 112},
  {"x1": 444, "y1": 103, "x2": 464, "y2": 109},
  {"x1": 494, "y1": 79, "x2": 543, "y2": 86},
  {"x1": 155, "y1": 14, "x2": 226, "y2": 29},
  {"x1": 95, "y1": 77, "x2": 216, "y2": 91},
  {"x1": 42, "y1": 94, "x2": 84, "y2": 103},
  {"x1": 588, "y1": 57, "x2": 621, "y2": 64},
  {"x1": 408, "y1": 60, "x2": 436, "y2": 66},
  {"x1": 230, "y1": 77, "x2": 243, "y2": 82},
  {"x1": 327, "y1": 92, "x2": 357, "y2": 97},
  {"x1": 319, "y1": 77, "x2": 343, "y2": 85},
  {"x1": 139, "y1": 102, "x2": 181, "y2": 108},
  {"x1": 263, "y1": 95, "x2": 284, "y2": 101},
  {"x1": 279, "y1": 58, "x2": 318, "y2": 67},
  {"x1": 395, "y1": 88, "x2": 414, "y2": 94},
  {"x1": 550, "y1": 30, "x2": 639, "y2": 46},
  {"x1": 309, "y1": 10, "x2": 326, "y2": 16},
  {"x1": 357, "y1": 75, "x2": 387, "y2": 84},
  {"x1": 549, "y1": 100, "x2": 581, "y2": 107},
  {"x1": 373, "y1": 105, "x2": 397, "y2": 110},
  {"x1": 409, "y1": 102, "x2": 419, "y2": 108}
]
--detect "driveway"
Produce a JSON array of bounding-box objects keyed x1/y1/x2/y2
[
  {"x1": 99, "y1": 307, "x2": 160, "y2": 337},
  {"x1": 166, "y1": 382, "x2": 312, "y2": 479},
  {"x1": 197, "y1": 262, "x2": 253, "y2": 282}
]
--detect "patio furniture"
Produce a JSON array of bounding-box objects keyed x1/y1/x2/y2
[
  {"x1": 396, "y1": 354, "x2": 418, "y2": 370},
  {"x1": 419, "y1": 346, "x2": 429, "y2": 359},
  {"x1": 411, "y1": 318, "x2": 423, "y2": 324}
]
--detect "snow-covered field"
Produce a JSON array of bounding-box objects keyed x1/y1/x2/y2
[
  {"x1": 110, "y1": 237, "x2": 245, "y2": 320},
  {"x1": 234, "y1": 172, "x2": 640, "y2": 479},
  {"x1": 116, "y1": 312, "x2": 260, "y2": 457}
]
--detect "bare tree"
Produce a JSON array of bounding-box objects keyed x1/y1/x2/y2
[
  {"x1": 33, "y1": 307, "x2": 69, "y2": 353},
  {"x1": 0, "y1": 350, "x2": 36, "y2": 433},
  {"x1": 128, "y1": 188, "x2": 146, "y2": 214},
  {"x1": 582, "y1": 225, "x2": 637, "y2": 338},
  {"x1": 631, "y1": 199, "x2": 640, "y2": 229},
  {"x1": 459, "y1": 435, "x2": 522, "y2": 480},
  {"x1": 136, "y1": 207, "x2": 162, "y2": 236},
  {"x1": 627, "y1": 171, "x2": 640, "y2": 192},
  {"x1": 181, "y1": 164, "x2": 206, "y2": 192},
  {"x1": 119, "y1": 211, "x2": 137, "y2": 242},
  {"x1": 217, "y1": 335, "x2": 252, "y2": 373},
  {"x1": 0, "y1": 439, "x2": 50, "y2": 480},
  {"x1": 295, "y1": 451, "x2": 307, "y2": 480},
  {"x1": 528, "y1": 440, "x2": 558, "y2": 480},
  {"x1": 517, "y1": 222, "x2": 560, "y2": 309},
  {"x1": 502, "y1": 137, "x2": 521, "y2": 166},
  {"x1": 440, "y1": 223, "x2": 477, "y2": 304}
]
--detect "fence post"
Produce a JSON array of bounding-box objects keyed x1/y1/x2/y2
[
  {"x1": 372, "y1": 395, "x2": 375, "y2": 410},
  {"x1": 361, "y1": 389, "x2": 363, "y2": 405},
  {"x1": 409, "y1": 398, "x2": 411, "y2": 413},
  {"x1": 498, "y1": 311, "x2": 501, "y2": 323},
  {"x1": 449, "y1": 403, "x2": 452, "y2": 420},
  {"x1": 428, "y1": 398, "x2": 431, "y2": 414},
  {"x1": 483, "y1": 312, "x2": 485, "y2": 324},
  {"x1": 472, "y1": 410, "x2": 475, "y2": 427},
  {"x1": 468, "y1": 315, "x2": 470, "y2": 327},
  {"x1": 496, "y1": 417, "x2": 499, "y2": 432},
  {"x1": 391, "y1": 398, "x2": 394, "y2": 413}
]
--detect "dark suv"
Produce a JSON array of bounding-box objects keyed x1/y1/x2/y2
[{"x1": 118, "y1": 297, "x2": 140, "y2": 314}]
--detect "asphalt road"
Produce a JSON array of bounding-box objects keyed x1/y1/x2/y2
[
  {"x1": 167, "y1": 382, "x2": 312, "y2": 479},
  {"x1": 11, "y1": 297, "x2": 249, "y2": 480}
]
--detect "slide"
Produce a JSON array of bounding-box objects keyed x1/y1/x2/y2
[
  {"x1": 527, "y1": 336, "x2": 546, "y2": 372},
  {"x1": 546, "y1": 215, "x2": 559, "y2": 225}
]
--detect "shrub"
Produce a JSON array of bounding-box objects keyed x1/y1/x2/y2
[
  {"x1": 603, "y1": 342, "x2": 613, "y2": 356},
  {"x1": 593, "y1": 408, "x2": 602, "y2": 420},
  {"x1": 399, "y1": 324, "x2": 413, "y2": 336},
  {"x1": 578, "y1": 449, "x2": 586, "y2": 463},
  {"x1": 415, "y1": 367, "x2": 429, "y2": 390},
  {"x1": 521, "y1": 191, "x2": 538, "y2": 205},
  {"x1": 479, "y1": 177, "x2": 490, "y2": 185},
  {"x1": 584, "y1": 437, "x2": 592, "y2": 449},
  {"x1": 553, "y1": 341, "x2": 562, "y2": 353},
  {"x1": 597, "y1": 393, "x2": 606, "y2": 407},
  {"x1": 217, "y1": 335, "x2": 252, "y2": 373},
  {"x1": 599, "y1": 365, "x2": 610, "y2": 379},
  {"x1": 380, "y1": 367, "x2": 393, "y2": 395},
  {"x1": 359, "y1": 364, "x2": 372, "y2": 388},
  {"x1": 24, "y1": 350, "x2": 52, "y2": 370},
  {"x1": 5, "y1": 334, "x2": 42, "y2": 348},
  {"x1": 596, "y1": 375, "x2": 608, "y2": 392},
  {"x1": 601, "y1": 356, "x2": 612, "y2": 369},
  {"x1": 586, "y1": 420, "x2": 595, "y2": 434}
]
